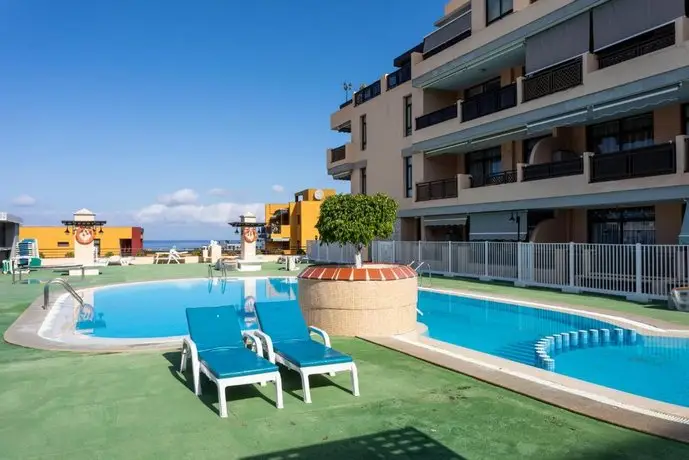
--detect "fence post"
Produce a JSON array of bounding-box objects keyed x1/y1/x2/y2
[
  {"x1": 325, "y1": 244, "x2": 329, "y2": 262},
  {"x1": 417, "y1": 240, "x2": 422, "y2": 264},
  {"x1": 635, "y1": 243, "x2": 642, "y2": 295},
  {"x1": 448, "y1": 241, "x2": 452, "y2": 274},
  {"x1": 340, "y1": 245, "x2": 344, "y2": 264},
  {"x1": 484, "y1": 241, "x2": 489, "y2": 277},
  {"x1": 568, "y1": 242, "x2": 575, "y2": 287},
  {"x1": 517, "y1": 242, "x2": 522, "y2": 282},
  {"x1": 392, "y1": 240, "x2": 396, "y2": 263}
]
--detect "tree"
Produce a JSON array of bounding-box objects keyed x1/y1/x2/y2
[{"x1": 316, "y1": 193, "x2": 398, "y2": 268}]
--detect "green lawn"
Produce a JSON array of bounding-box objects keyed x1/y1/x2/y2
[{"x1": 0, "y1": 264, "x2": 688, "y2": 459}]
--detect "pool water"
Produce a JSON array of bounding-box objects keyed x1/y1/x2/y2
[
  {"x1": 82, "y1": 278, "x2": 297, "y2": 338},
  {"x1": 82, "y1": 278, "x2": 689, "y2": 407},
  {"x1": 419, "y1": 290, "x2": 689, "y2": 407}
]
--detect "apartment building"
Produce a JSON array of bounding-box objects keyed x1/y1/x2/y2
[{"x1": 326, "y1": 0, "x2": 689, "y2": 245}]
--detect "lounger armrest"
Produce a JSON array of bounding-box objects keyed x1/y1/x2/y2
[
  {"x1": 242, "y1": 331, "x2": 264, "y2": 358},
  {"x1": 308, "y1": 326, "x2": 331, "y2": 348},
  {"x1": 251, "y1": 330, "x2": 276, "y2": 363},
  {"x1": 183, "y1": 336, "x2": 200, "y2": 370}
]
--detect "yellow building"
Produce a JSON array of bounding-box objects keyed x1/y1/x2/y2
[
  {"x1": 265, "y1": 188, "x2": 336, "y2": 254},
  {"x1": 19, "y1": 225, "x2": 144, "y2": 258}
]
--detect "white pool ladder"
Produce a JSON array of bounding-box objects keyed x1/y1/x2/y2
[{"x1": 43, "y1": 278, "x2": 84, "y2": 310}]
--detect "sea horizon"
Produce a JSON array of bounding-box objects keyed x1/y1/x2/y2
[{"x1": 143, "y1": 239, "x2": 240, "y2": 250}]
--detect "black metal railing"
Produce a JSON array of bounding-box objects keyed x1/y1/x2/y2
[
  {"x1": 330, "y1": 145, "x2": 346, "y2": 163},
  {"x1": 471, "y1": 170, "x2": 518, "y2": 187},
  {"x1": 415, "y1": 178, "x2": 458, "y2": 202},
  {"x1": 590, "y1": 143, "x2": 676, "y2": 183},
  {"x1": 461, "y1": 83, "x2": 517, "y2": 122},
  {"x1": 386, "y1": 65, "x2": 411, "y2": 91},
  {"x1": 415, "y1": 104, "x2": 458, "y2": 130},
  {"x1": 522, "y1": 157, "x2": 584, "y2": 181},
  {"x1": 339, "y1": 99, "x2": 353, "y2": 109},
  {"x1": 354, "y1": 80, "x2": 382, "y2": 106},
  {"x1": 598, "y1": 24, "x2": 675, "y2": 70},
  {"x1": 523, "y1": 57, "x2": 583, "y2": 102}
]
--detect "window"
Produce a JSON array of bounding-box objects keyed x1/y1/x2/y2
[
  {"x1": 465, "y1": 77, "x2": 501, "y2": 99},
  {"x1": 466, "y1": 147, "x2": 502, "y2": 185},
  {"x1": 486, "y1": 0, "x2": 513, "y2": 25},
  {"x1": 360, "y1": 115, "x2": 367, "y2": 150},
  {"x1": 588, "y1": 207, "x2": 655, "y2": 244},
  {"x1": 297, "y1": 215, "x2": 301, "y2": 225},
  {"x1": 57, "y1": 242, "x2": 70, "y2": 248},
  {"x1": 403, "y1": 95, "x2": 412, "y2": 137},
  {"x1": 404, "y1": 157, "x2": 413, "y2": 198},
  {"x1": 360, "y1": 167, "x2": 367, "y2": 195},
  {"x1": 587, "y1": 113, "x2": 654, "y2": 154}
]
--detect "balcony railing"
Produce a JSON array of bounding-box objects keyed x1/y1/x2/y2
[
  {"x1": 523, "y1": 57, "x2": 583, "y2": 102},
  {"x1": 354, "y1": 80, "x2": 382, "y2": 106},
  {"x1": 686, "y1": 138, "x2": 689, "y2": 172},
  {"x1": 386, "y1": 65, "x2": 411, "y2": 91},
  {"x1": 598, "y1": 24, "x2": 675, "y2": 70},
  {"x1": 330, "y1": 145, "x2": 346, "y2": 163},
  {"x1": 471, "y1": 170, "x2": 518, "y2": 187},
  {"x1": 339, "y1": 99, "x2": 353, "y2": 109},
  {"x1": 589, "y1": 143, "x2": 676, "y2": 183},
  {"x1": 415, "y1": 104, "x2": 458, "y2": 130},
  {"x1": 415, "y1": 178, "x2": 458, "y2": 202},
  {"x1": 461, "y1": 83, "x2": 517, "y2": 123},
  {"x1": 522, "y1": 158, "x2": 584, "y2": 182}
]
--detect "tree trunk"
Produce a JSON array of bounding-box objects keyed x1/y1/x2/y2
[{"x1": 354, "y1": 245, "x2": 363, "y2": 268}]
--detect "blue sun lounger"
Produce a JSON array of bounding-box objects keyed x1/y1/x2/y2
[
  {"x1": 180, "y1": 306, "x2": 283, "y2": 417},
  {"x1": 252, "y1": 301, "x2": 360, "y2": 404}
]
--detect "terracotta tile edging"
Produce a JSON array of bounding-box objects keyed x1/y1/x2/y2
[{"x1": 299, "y1": 264, "x2": 416, "y2": 281}]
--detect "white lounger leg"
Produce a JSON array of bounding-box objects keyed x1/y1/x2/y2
[
  {"x1": 192, "y1": 359, "x2": 201, "y2": 396},
  {"x1": 275, "y1": 373, "x2": 284, "y2": 409},
  {"x1": 180, "y1": 345, "x2": 188, "y2": 372},
  {"x1": 300, "y1": 371, "x2": 312, "y2": 404},
  {"x1": 218, "y1": 383, "x2": 228, "y2": 418},
  {"x1": 350, "y1": 363, "x2": 360, "y2": 397}
]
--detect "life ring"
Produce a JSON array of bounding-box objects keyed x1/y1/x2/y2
[
  {"x1": 243, "y1": 227, "x2": 257, "y2": 244},
  {"x1": 75, "y1": 227, "x2": 94, "y2": 245}
]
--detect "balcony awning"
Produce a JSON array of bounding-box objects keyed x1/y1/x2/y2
[
  {"x1": 526, "y1": 110, "x2": 589, "y2": 136},
  {"x1": 423, "y1": 215, "x2": 467, "y2": 227},
  {"x1": 592, "y1": 0, "x2": 684, "y2": 51},
  {"x1": 469, "y1": 211, "x2": 527, "y2": 241},
  {"x1": 525, "y1": 13, "x2": 590, "y2": 75},
  {"x1": 423, "y1": 6, "x2": 471, "y2": 55},
  {"x1": 591, "y1": 85, "x2": 681, "y2": 121}
]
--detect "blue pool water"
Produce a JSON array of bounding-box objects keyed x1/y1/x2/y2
[{"x1": 81, "y1": 279, "x2": 689, "y2": 407}]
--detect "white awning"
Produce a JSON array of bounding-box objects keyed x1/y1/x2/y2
[{"x1": 424, "y1": 215, "x2": 468, "y2": 227}]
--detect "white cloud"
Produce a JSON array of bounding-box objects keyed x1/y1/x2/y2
[
  {"x1": 207, "y1": 188, "x2": 228, "y2": 197},
  {"x1": 134, "y1": 202, "x2": 264, "y2": 225},
  {"x1": 271, "y1": 184, "x2": 285, "y2": 193},
  {"x1": 12, "y1": 194, "x2": 36, "y2": 207},
  {"x1": 157, "y1": 188, "x2": 198, "y2": 206}
]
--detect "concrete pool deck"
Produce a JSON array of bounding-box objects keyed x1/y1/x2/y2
[{"x1": 4, "y1": 264, "x2": 689, "y2": 447}]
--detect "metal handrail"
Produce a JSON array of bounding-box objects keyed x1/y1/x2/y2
[{"x1": 43, "y1": 278, "x2": 84, "y2": 310}]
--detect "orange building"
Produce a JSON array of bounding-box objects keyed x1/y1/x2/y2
[{"x1": 19, "y1": 225, "x2": 143, "y2": 258}]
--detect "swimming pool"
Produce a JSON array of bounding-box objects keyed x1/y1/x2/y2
[{"x1": 75, "y1": 278, "x2": 689, "y2": 407}]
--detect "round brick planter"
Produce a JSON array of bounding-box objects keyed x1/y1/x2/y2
[{"x1": 297, "y1": 264, "x2": 418, "y2": 337}]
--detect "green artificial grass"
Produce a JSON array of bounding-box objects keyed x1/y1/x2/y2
[{"x1": 0, "y1": 264, "x2": 688, "y2": 459}]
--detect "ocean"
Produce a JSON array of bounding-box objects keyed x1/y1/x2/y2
[{"x1": 143, "y1": 239, "x2": 240, "y2": 250}]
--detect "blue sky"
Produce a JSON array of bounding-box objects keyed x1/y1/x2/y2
[{"x1": 0, "y1": 0, "x2": 445, "y2": 239}]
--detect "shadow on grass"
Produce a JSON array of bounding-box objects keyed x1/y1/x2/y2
[
  {"x1": 240, "y1": 426, "x2": 465, "y2": 460},
  {"x1": 162, "y1": 351, "x2": 352, "y2": 415}
]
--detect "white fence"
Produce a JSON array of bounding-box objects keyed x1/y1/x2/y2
[
  {"x1": 306, "y1": 241, "x2": 359, "y2": 264},
  {"x1": 307, "y1": 240, "x2": 689, "y2": 301}
]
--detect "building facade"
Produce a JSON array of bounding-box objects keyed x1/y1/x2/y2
[
  {"x1": 265, "y1": 188, "x2": 336, "y2": 254},
  {"x1": 19, "y1": 226, "x2": 144, "y2": 258},
  {"x1": 327, "y1": 0, "x2": 689, "y2": 245}
]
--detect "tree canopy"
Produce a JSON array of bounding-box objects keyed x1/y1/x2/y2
[{"x1": 316, "y1": 193, "x2": 398, "y2": 250}]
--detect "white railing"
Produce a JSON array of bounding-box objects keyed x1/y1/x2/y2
[
  {"x1": 306, "y1": 241, "x2": 358, "y2": 264},
  {"x1": 310, "y1": 240, "x2": 689, "y2": 301}
]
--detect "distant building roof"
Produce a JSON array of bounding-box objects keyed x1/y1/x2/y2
[{"x1": 0, "y1": 213, "x2": 23, "y2": 224}]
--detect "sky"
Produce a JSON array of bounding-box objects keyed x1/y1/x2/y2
[{"x1": 0, "y1": 0, "x2": 446, "y2": 239}]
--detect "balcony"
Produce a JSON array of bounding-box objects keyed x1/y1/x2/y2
[
  {"x1": 415, "y1": 104, "x2": 458, "y2": 130},
  {"x1": 471, "y1": 170, "x2": 518, "y2": 188},
  {"x1": 330, "y1": 145, "x2": 347, "y2": 163},
  {"x1": 597, "y1": 24, "x2": 675, "y2": 70},
  {"x1": 522, "y1": 158, "x2": 584, "y2": 182},
  {"x1": 416, "y1": 178, "x2": 458, "y2": 202},
  {"x1": 386, "y1": 65, "x2": 411, "y2": 91},
  {"x1": 354, "y1": 80, "x2": 382, "y2": 106},
  {"x1": 589, "y1": 143, "x2": 676, "y2": 183},
  {"x1": 523, "y1": 57, "x2": 583, "y2": 103},
  {"x1": 461, "y1": 84, "x2": 517, "y2": 123}
]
